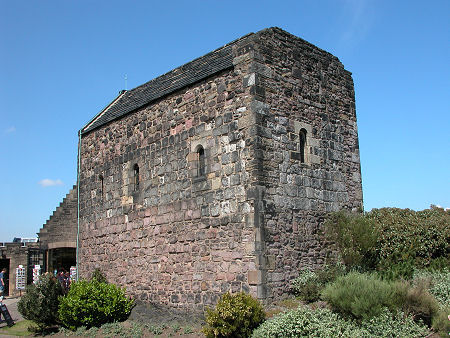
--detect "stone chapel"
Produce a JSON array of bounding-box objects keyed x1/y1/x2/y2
[{"x1": 77, "y1": 27, "x2": 363, "y2": 309}]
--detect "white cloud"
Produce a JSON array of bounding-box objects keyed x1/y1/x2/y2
[
  {"x1": 338, "y1": 0, "x2": 373, "y2": 47},
  {"x1": 5, "y1": 126, "x2": 16, "y2": 133},
  {"x1": 38, "y1": 179, "x2": 64, "y2": 187}
]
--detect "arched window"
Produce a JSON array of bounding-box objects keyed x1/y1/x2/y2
[
  {"x1": 197, "y1": 146, "x2": 205, "y2": 177},
  {"x1": 299, "y1": 128, "x2": 307, "y2": 163},
  {"x1": 133, "y1": 164, "x2": 139, "y2": 191}
]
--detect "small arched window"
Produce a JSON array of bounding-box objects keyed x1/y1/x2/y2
[
  {"x1": 299, "y1": 128, "x2": 307, "y2": 163},
  {"x1": 197, "y1": 146, "x2": 205, "y2": 177},
  {"x1": 133, "y1": 164, "x2": 139, "y2": 191}
]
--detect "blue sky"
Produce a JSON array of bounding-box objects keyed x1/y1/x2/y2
[{"x1": 1, "y1": 0, "x2": 449, "y2": 242}]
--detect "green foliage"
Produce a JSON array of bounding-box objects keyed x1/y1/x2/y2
[
  {"x1": 396, "y1": 279, "x2": 440, "y2": 327},
  {"x1": 58, "y1": 321, "x2": 147, "y2": 337},
  {"x1": 202, "y1": 292, "x2": 265, "y2": 338},
  {"x1": 321, "y1": 272, "x2": 399, "y2": 320},
  {"x1": 251, "y1": 306, "x2": 358, "y2": 337},
  {"x1": 145, "y1": 324, "x2": 164, "y2": 335},
  {"x1": 17, "y1": 273, "x2": 64, "y2": 329},
  {"x1": 322, "y1": 270, "x2": 445, "y2": 332},
  {"x1": 432, "y1": 307, "x2": 450, "y2": 338},
  {"x1": 252, "y1": 306, "x2": 430, "y2": 338},
  {"x1": 315, "y1": 262, "x2": 347, "y2": 285},
  {"x1": 291, "y1": 270, "x2": 321, "y2": 302},
  {"x1": 291, "y1": 264, "x2": 346, "y2": 303},
  {"x1": 377, "y1": 260, "x2": 417, "y2": 280},
  {"x1": 58, "y1": 279, "x2": 134, "y2": 330},
  {"x1": 358, "y1": 309, "x2": 430, "y2": 338},
  {"x1": 91, "y1": 268, "x2": 108, "y2": 283},
  {"x1": 325, "y1": 207, "x2": 450, "y2": 276},
  {"x1": 413, "y1": 269, "x2": 450, "y2": 308},
  {"x1": 368, "y1": 207, "x2": 450, "y2": 270},
  {"x1": 100, "y1": 322, "x2": 127, "y2": 337},
  {"x1": 324, "y1": 211, "x2": 378, "y2": 270},
  {"x1": 183, "y1": 325, "x2": 194, "y2": 334}
]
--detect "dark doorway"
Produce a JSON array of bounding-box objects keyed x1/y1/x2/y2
[
  {"x1": 27, "y1": 249, "x2": 45, "y2": 284},
  {"x1": 0, "y1": 259, "x2": 10, "y2": 296},
  {"x1": 48, "y1": 248, "x2": 76, "y2": 273}
]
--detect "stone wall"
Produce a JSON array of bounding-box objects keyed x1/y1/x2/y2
[
  {"x1": 78, "y1": 27, "x2": 363, "y2": 309},
  {"x1": 79, "y1": 34, "x2": 263, "y2": 309},
  {"x1": 0, "y1": 243, "x2": 40, "y2": 296},
  {"x1": 244, "y1": 28, "x2": 363, "y2": 301},
  {"x1": 38, "y1": 185, "x2": 78, "y2": 250}
]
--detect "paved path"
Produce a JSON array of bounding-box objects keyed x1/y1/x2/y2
[{"x1": 0, "y1": 296, "x2": 24, "y2": 334}]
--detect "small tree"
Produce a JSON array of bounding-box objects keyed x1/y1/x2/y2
[{"x1": 17, "y1": 273, "x2": 64, "y2": 330}]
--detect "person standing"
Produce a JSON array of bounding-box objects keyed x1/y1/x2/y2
[{"x1": 0, "y1": 268, "x2": 6, "y2": 300}]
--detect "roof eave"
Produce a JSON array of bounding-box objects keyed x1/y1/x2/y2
[{"x1": 80, "y1": 90, "x2": 128, "y2": 135}]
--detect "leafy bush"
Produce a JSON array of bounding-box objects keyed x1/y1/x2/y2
[
  {"x1": 291, "y1": 264, "x2": 346, "y2": 303},
  {"x1": 368, "y1": 207, "x2": 449, "y2": 270},
  {"x1": 58, "y1": 279, "x2": 134, "y2": 330},
  {"x1": 202, "y1": 292, "x2": 265, "y2": 338},
  {"x1": 251, "y1": 305, "x2": 357, "y2": 337},
  {"x1": 315, "y1": 262, "x2": 347, "y2": 285},
  {"x1": 252, "y1": 306, "x2": 430, "y2": 338},
  {"x1": 324, "y1": 211, "x2": 378, "y2": 270},
  {"x1": 325, "y1": 207, "x2": 450, "y2": 276},
  {"x1": 321, "y1": 272, "x2": 399, "y2": 320},
  {"x1": 413, "y1": 269, "x2": 450, "y2": 308},
  {"x1": 378, "y1": 260, "x2": 418, "y2": 280},
  {"x1": 431, "y1": 306, "x2": 450, "y2": 337},
  {"x1": 91, "y1": 268, "x2": 108, "y2": 283},
  {"x1": 358, "y1": 308, "x2": 430, "y2": 338},
  {"x1": 17, "y1": 273, "x2": 64, "y2": 329},
  {"x1": 396, "y1": 279, "x2": 440, "y2": 327},
  {"x1": 291, "y1": 270, "x2": 321, "y2": 302}
]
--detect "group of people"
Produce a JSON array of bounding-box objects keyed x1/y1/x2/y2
[
  {"x1": 0, "y1": 267, "x2": 72, "y2": 300},
  {"x1": 56, "y1": 270, "x2": 71, "y2": 294}
]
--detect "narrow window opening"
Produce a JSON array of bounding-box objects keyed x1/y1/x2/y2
[
  {"x1": 133, "y1": 164, "x2": 139, "y2": 191},
  {"x1": 197, "y1": 146, "x2": 205, "y2": 177},
  {"x1": 99, "y1": 174, "x2": 104, "y2": 199},
  {"x1": 299, "y1": 128, "x2": 307, "y2": 163}
]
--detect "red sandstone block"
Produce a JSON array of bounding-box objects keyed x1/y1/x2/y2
[{"x1": 192, "y1": 209, "x2": 201, "y2": 219}]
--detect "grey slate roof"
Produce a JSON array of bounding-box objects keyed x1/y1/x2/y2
[{"x1": 81, "y1": 39, "x2": 243, "y2": 135}]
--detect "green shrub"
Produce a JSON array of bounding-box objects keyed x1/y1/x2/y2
[
  {"x1": 396, "y1": 279, "x2": 440, "y2": 327},
  {"x1": 432, "y1": 306, "x2": 450, "y2": 337},
  {"x1": 368, "y1": 207, "x2": 450, "y2": 270},
  {"x1": 17, "y1": 273, "x2": 64, "y2": 330},
  {"x1": 321, "y1": 272, "x2": 399, "y2": 320},
  {"x1": 202, "y1": 292, "x2": 265, "y2": 338},
  {"x1": 324, "y1": 211, "x2": 378, "y2": 270},
  {"x1": 378, "y1": 260, "x2": 417, "y2": 280},
  {"x1": 359, "y1": 308, "x2": 430, "y2": 338},
  {"x1": 251, "y1": 305, "x2": 357, "y2": 337},
  {"x1": 58, "y1": 279, "x2": 134, "y2": 330},
  {"x1": 325, "y1": 207, "x2": 450, "y2": 277},
  {"x1": 291, "y1": 270, "x2": 321, "y2": 302},
  {"x1": 315, "y1": 262, "x2": 347, "y2": 285},
  {"x1": 291, "y1": 264, "x2": 346, "y2": 303},
  {"x1": 252, "y1": 306, "x2": 430, "y2": 338},
  {"x1": 91, "y1": 268, "x2": 108, "y2": 283},
  {"x1": 413, "y1": 269, "x2": 450, "y2": 308}
]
